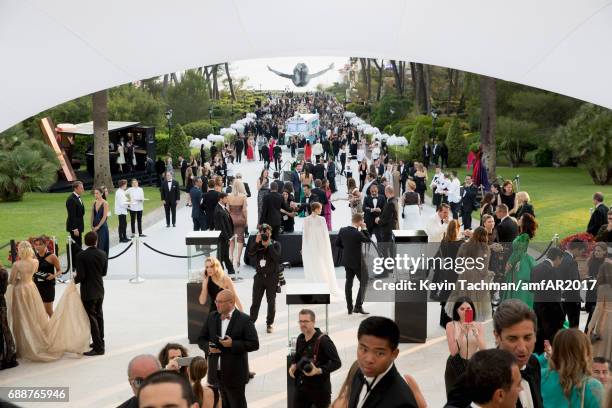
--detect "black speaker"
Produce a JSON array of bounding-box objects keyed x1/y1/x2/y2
[{"x1": 138, "y1": 126, "x2": 156, "y2": 161}]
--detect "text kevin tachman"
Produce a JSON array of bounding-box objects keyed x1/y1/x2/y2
[{"x1": 372, "y1": 279, "x2": 597, "y2": 292}]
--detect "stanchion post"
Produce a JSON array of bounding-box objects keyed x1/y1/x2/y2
[
  {"x1": 130, "y1": 235, "x2": 145, "y2": 284},
  {"x1": 67, "y1": 235, "x2": 73, "y2": 280},
  {"x1": 553, "y1": 233, "x2": 560, "y2": 248}
]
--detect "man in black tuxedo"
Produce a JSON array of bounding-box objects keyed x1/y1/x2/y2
[
  {"x1": 214, "y1": 193, "x2": 236, "y2": 277},
  {"x1": 273, "y1": 143, "x2": 283, "y2": 171},
  {"x1": 587, "y1": 192, "x2": 608, "y2": 236},
  {"x1": 376, "y1": 186, "x2": 399, "y2": 276},
  {"x1": 348, "y1": 317, "x2": 418, "y2": 408},
  {"x1": 336, "y1": 213, "x2": 371, "y2": 315},
  {"x1": 559, "y1": 240, "x2": 584, "y2": 328},
  {"x1": 203, "y1": 179, "x2": 220, "y2": 230},
  {"x1": 198, "y1": 289, "x2": 259, "y2": 408},
  {"x1": 259, "y1": 182, "x2": 283, "y2": 240},
  {"x1": 311, "y1": 179, "x2": 328, "y2": 207},
  {"x1": 440, "y1": 141, "x2": 449, "y2": 168},
  {"x1": 234, "y1": 137, "x2": 244, "y2": 163},
  {"x1": 363, "y1": 184, "x2": 385, "y2": 241},
  {"x1": 161, "y1": 171, "x2": 180, "y2": 227},
  {"x1": 326, "y1": 160, "x2": 337, "y2": 193},
  {"x1": 298, "y1": 185, "x2": 319, "y2": 216},
  {"x1": 422, "y1": 142, "x2": 430, "y2": 167},
  {"x1": 178, "y1": 155, "x2": 188, "y2": 187},
  {"x1": 460, "y1": 350, "x2": 522, "y2": 408},
  {"x1": 495, "y1": 204, "x2": 518, "y2": 243},
  {"x1": 190, "y1": 178, "x2": 205, "y2": 231},
  {"x1": 65, "y1": 180, "x2": 85, "y2": 272},
  {"x1": 398, "y1": 160, "x2": 409, "y2": 194},
  {"x1": 432, "y1": 140, "x2": 440, "y2": 165},
  {"x1": 532, "y1": 247, "x2": 565, "y2": 354},
  {"x1": 313, "y1": 158, "x2": 326, "y2": 181},
  {"x1": 459, "y1": 175, "x2": 479, "y2": 230},
  {"x1": 74, "y1": 231, "x2": 108, "y2": 356}
]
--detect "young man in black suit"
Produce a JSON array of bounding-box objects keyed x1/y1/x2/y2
[
  {"x1": 559, "y1": 239, "x2": 584, "y2": 328},
  {"x1": 160, "y1": 171, "x2": 180, "y2": 227},
  {"x1": 234, "y1": 137, "x2": 244, "y2": 163},
  {"x1": 587, "y1": 192, "x2": 608, "y2": 236},
  {"x1": 189, "y1": 177, "x2": 205, "y2": 231},
  {"x1": 259, "y1": 182, "x2": 283, "y2": 240},
  {"x1": 178, "y1": 155, "x2": 188, "y2": 187},
  {"x1": 203, "y1": 179, "x2": 220, "y2": 230},
  {"x1": 532, "y1": 247, "x2": 565, "y2": 354},
  {"x1": 459, "y1": 175, "x2": 479, "y2": 230},
  {"x1": 74, "y1": 231, "x2": 108, "y2": 356},
  {"x1": 376, "y1": 186, "x2": 399, "y2": 277},
  {"x1": 363, "y1": 184, "x2": 386, "y2": 241},
  {"x1": 65, "y1": 180, "x2": 85, "y2": 272},
  {"x1": 214, "y1": 193, "x2": 236, "y2": 277},
  {"x1": 348, "y1": 316, "x2": 418, "y2": 408},
  {"x1": 311, "y1": 179, "x2": 328, "y2": 207},
  {"x1": 298, "y1": 185, "x2": 319, "y2": 216},
  {"x1": 336, "y1": 213, "x2": 371, "y2": 315},
  {"x1": 198, "y1": 289, "x2": 259, "y2": 408}
]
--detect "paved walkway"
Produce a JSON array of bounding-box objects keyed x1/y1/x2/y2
[{"x1": 1, "y1": 147, "x2": 588, "y2": 408}]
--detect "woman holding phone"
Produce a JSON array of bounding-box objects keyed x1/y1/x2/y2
[{"x1": 444, "y1": 297, "x2": 486, "y2": 397}]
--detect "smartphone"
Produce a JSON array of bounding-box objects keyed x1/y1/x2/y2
[
  {"x1": 465, "y1": 308, "x2": 474, "y2": 323},
  {"x1": 176, "y1": 357, "x2": 195, "y2": 367}
]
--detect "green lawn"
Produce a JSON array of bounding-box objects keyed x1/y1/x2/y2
[
  {"x1": 448, "y1": 166, "x2": 612, "y2": 242},
  {"x1": 0, "y1": 187, "x2": 161, "y2": 265}
]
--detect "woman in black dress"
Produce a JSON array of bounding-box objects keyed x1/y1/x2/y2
[
  {"x1": 33, "y1": 237, "x2": 61, "y2": 317},
  {"x1": 500, "y1": 180, "x2": 516, "y2": 214},
  {"x1": 281, "y1": 182, "x2": 297, "y2": 233},
  {"x1": 0, "y1": 266, "x2": 18, "y2": 369},
  {"x1": 358, "y1": 160, "x2": 368, "y2": 191},
  {"x1": 198, "y1": 257, "x2": 243, "y2": 312},
  {"x1": 413, "y1": 162, "x2": 428, "y2": 204}
]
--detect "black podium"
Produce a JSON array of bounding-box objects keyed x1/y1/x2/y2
[
  {"x1": 244, "y1": 231, "x2": 342, "y2": 267},
  {"x1": 185, "y1": 231, "x2": 220, "y2": 344},
  {"x1": 393, "y1": 230, "x2": 428, "y2": 343}
]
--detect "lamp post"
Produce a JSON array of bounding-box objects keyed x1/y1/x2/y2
[
  {"x1": 430, "y1": 109, "x2": 438, "y2": 141},
  {"x1": 165, "y1": 108, "x2": 173, "y2": 139}
]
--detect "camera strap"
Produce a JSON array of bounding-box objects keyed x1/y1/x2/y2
[{"x1": 312, "y1": 333, "x2": 325, "y2": 366}]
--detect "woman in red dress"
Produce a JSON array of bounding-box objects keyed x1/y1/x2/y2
[
  {"x1": 246, "y1": 136, "x2": 255, "y2": 161},
  {"x1": 304, "y1": 140, "x2": 312, "y2": 162}
]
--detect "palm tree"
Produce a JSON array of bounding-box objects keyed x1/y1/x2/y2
[{"x1": 92, "y1": 89, "x2": 114, "y2": 191}]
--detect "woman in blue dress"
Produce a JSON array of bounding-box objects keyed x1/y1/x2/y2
[{"x1": 92, "y1": 187, "x2": 109, "y2": 255}]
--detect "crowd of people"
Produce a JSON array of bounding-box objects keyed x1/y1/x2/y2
[{"x1": 1, "y1": 91, "x2": 612, "y2": 408}]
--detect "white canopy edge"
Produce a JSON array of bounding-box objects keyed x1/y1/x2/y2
[{"x1": 1, "y1": 0, "x2": 611, "y2": 132}]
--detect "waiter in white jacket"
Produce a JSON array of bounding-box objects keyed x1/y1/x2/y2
[
  {"x1": 115, "y1": 179, "x2": 130, "y2": 243},
  {"x1": 424, "y1": 203, "x2": 452, "y2": 242},
  {"x1": 127, "y1": 178, "x2": 146, "y2": 237}
]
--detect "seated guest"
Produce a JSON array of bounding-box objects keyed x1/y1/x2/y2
[
  {"x1": 117, "y1": 354, "x2": 161, "y2": 408},
  {"x1": 347, "y1": 316, "x2": 418, "y2": 407},
  {"x1": 158, "y1": 343, "x2": 189, "y2": 381},
  {"x1": 539, "y1": 329, "x2": 604, "y2": 407},
  {"x1": 188, "y1": 356, "x2": 220, "y2": 408},
  {"x1": 137, "y1": 370, "x2": 198, "y2": 408},
  {"x1": 460, "y1": 349, "x2": 522, "y2": 408}
]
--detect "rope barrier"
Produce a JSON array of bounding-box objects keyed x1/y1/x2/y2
[
  {"x1": 142, "y1": 242, "x2": 214, "y2": 259},
  {"x1": 108, "y1": 242, "x2": 134, "y2": 260},
  {"x1": 0, "y1": 242, "x2": 10, "y2": 250},
  {"x1": 534, "y1": 239, "x2": 554, "y2": 261}
]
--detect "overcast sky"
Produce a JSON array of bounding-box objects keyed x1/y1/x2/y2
[{"x1": 230, "y1": 56, "x2": 351, "y2": 91}]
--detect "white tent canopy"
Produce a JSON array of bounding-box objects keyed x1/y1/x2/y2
[{"x1": 1, "y1": 0, "x2": 611, "y2": 132}]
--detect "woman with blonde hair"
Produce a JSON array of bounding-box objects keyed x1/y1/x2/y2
[
  {"x1": 198, "y1": 257, "x2": 243, "y2": 312},
  {"x1": 414, "y1": 162, "x2": 428, "y2": 204},
  {"x1": 228, "y1": 179, "x2": 248, "y2": 272},
  {"x1": 539, "y1": 328, "x2": 604, "y2": 406},
  {"x1": 401, "y1": 180, "x2": 422, "y2": 230},
  {"x1": 512, "y1": 191, "x2": 535, "y2": 219},
  {"x1": 7, "y1": 241, "x2": 90, "y2": 362},
  {"x1": 331, "y1": 361, "x2": 360, "y2": 408}
]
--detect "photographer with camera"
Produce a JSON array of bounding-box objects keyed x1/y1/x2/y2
[
  {"x1": 289, "y1": 309, "x2": 341, "y2": 408},
  {"x1": 248, "y1": 224, "x2": 281, "y2": 334}
]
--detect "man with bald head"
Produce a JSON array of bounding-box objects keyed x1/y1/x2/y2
[
  {"x1": 198, "y1": 289, "x2": 259, "y2": 408},
  {"x1": 117, "y1": 354, "x2": 161, "y2": 408}
]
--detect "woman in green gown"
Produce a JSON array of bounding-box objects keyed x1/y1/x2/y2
[{"x1": 503, "y1": 213, "x2": 537, "y2": 308}]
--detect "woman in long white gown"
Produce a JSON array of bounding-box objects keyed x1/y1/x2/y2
[
  {"x1": 301, "y1": 202, "x2": 343, "y2": 299},
  {"x1": 6, "y1": 241, "x2": 90, "y2": 362}
]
